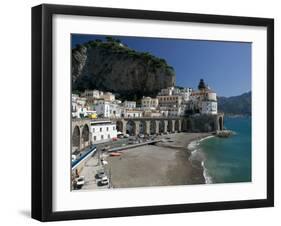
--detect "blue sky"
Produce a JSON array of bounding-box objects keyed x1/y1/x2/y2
[{"x1": 72, "y1": 34, "x2": 251, "y2": 97}]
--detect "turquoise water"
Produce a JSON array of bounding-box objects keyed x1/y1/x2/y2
[{"x1": 189, "y1": 117, "x2": 252, "y2": 184}]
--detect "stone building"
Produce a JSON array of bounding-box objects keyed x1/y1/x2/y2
[{"x1": 141, "y1": 96, "x2": 159, "y2": 110}]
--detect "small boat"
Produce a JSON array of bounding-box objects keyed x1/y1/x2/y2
[{"x1": 109, "y1": 152, "x2": 122, "y2": 157}]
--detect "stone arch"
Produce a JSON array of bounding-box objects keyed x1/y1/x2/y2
[
  {"x1": 159, "y1": 120, "x2": 165, "y2": 133},
  {"x1": 210, "y1": 121, "x2": 215, "y2": 131},
  {"x1": 186, "y1": 118, "x2": 192, "y2": 131},
  {"x1": 81, "y1": 124, "x2": 90, "y2": 148},
  {"x1": 116, "y1": 120, "x2": 124, "y2": 132},
  {"x1": 175, "y1": 119, "x2": 180, "y2": 132},
  {"x1": 126, "y1": 120, "x2": 136, "y2": 136},
  {"x1": 150, "y1": 120, "x2": 157, "y2": 134},
  {"x1": 182, "y1": 118, "x2": 192, "y2": 132},
  {"x1": 82, "y1": 124, "x2": 89, "y2": 142},
  {"x1": 219, "y1": 117, "x2": 223, "y2": 131},
  {"x1": 167, "y1": 120, "x2": 173, "y2": 132},
  {"x1": 182, "y1": 119, "x2": 187, "y2": 131},
  {"x1": 139, "y1": 121, "x2": 146, "y2": 135},
  {"x1": 72, "y1": 125, "x2": 80, "y2": 152}
]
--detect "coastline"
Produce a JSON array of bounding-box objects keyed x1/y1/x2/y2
[
  {"x1": 105, "y1": 132, "x2": 212, "y2": 189},
  {"x1": 158, "y1": 132, "x2": 214, "y2": 185}
]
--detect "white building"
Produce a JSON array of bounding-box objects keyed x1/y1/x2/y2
[
  {"x1": 158, "y1": 86, "x2": 192, "y2": 101},
  {"x1": 93, "y1": 100, "x2": 122, "y2": 118},
  {"x1": 123, "y1": 101, "x2": 136, "y2": 109},
  {"x1": 122, "y1": 109, "x2": 143, "y2": 118},
  {"x1": 72, "y1": 107, "x2": 88, "y2": 118},
  {"x1": 81, "y1": 90, "x2": 103, "y2": 99},
  {"x1": 141, "y1": 97, "x2": 159, "y2": 110},
  {"x1": 159, "y1": 106, "x2": 184, "y2": 117},
  {"x1": 72, "y1": 94, "x2": 89, "y2": 118},
  {"x1": 158, "y1": 87, "x2": 174, "y2": 96},
  {"x1": 101, "y1": 92, "x2": 115, "y2": 102},
  {"x1": 157, "y1": 95, "x2": 183, "y2": 108},
  {"x1": 201, "y1": 101, "x2": 218, "y2": 115},
  {"x1": 189, "y1": 79, "x2": 218, "y2": 115},
  {"x1": 90, "y1": 120, "x2": 117, "y2": 143},
  {"x1": 81, "y1": 90, "x2": 115, "y2": 102},
  {"x1": 179, "y1": 88, "x2": 192, "y2": 102}
]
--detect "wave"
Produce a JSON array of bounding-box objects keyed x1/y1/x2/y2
[
  {"x1": 199, "y1": 135, "x2": 215, "y2": 142},
  {"x1": 202, "y1": 161, "x2": 213, "y2": 184},
  {"x1": 187, "y1": 136, "x2": 214, "y2": 184}
]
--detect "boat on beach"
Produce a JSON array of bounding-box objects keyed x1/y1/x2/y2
[{"x1": 109, "y1": 152, "x2": 122, "y2": 157}]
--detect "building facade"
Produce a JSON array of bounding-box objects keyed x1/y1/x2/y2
[
  {"x1": 141, "y1": 97, "x2": 159, "y2": 110},
  {"x1": 201, "y1": 101, "x2": 218, "y2": 115},
  {"x1": 123, "y1": 101, "x2": 136, "y2": 109},
  {"x1": 90, "y1": 120, "x2": 117, "y2": 143},
  {"x1": 93, "y1": 100, "x2": 122, "y2": 118},
  {"x1": 122, "y1": 109, "x2": 143, "y2": 118}
]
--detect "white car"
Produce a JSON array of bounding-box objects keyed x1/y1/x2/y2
[
  {"x1": 100, "y1": 176, "x2": 109, "y2": 185},
  {"x1": 101, "y1": 160, "x2": 108, "y2": 165},
  {"x1": 71, "y1": 155, "x2": 76, "y2": 162},
  {"x1": 97, "y1": 171, "x2": 106, "y2": 178},
  {"x1": 75, "y1": 176, "x2": 85, "y2": 187}
]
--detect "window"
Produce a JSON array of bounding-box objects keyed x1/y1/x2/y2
[
  {"x1": 106, "y1": 127, "x2": 109, "y2": 131},
  {"x1": 93, "y1": 136, "x2": 96, "y2": 141},
  {"x1": 108, "y1": 134, "x2": 110, "y2": 139},
  {"x1": 113, "y1": 126, "x2": 115, "y2": 130},
  {"x1": 101, "y1": 135, "x2": 104, "y2": 140},
  {"x1": 100, "y1": 128, "x2": 102, "y2": 132}
]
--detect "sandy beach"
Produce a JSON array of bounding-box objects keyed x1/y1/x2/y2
[{"x1": 105, "y1": 132, "x2": 211, "y2": 188}]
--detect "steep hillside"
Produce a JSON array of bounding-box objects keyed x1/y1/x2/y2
[{"x1": 72, "y1": 38, "x2": 175, "y2": 100}]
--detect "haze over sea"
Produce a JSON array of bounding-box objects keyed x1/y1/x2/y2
[{"x1": 189, "y1": 116, "x2": 252, "y2": 184}]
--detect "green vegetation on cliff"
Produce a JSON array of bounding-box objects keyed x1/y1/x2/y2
[{"x1": 72, "y1": 37, "x2": 175, "y2": 101}]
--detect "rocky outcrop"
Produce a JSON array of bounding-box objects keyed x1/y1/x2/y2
[{"x1": 72, "y1": 39, "x2": 175, "y2": 100}]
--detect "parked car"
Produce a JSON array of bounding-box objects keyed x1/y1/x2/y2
[
  {"x1": 101, "y1": 160, "x2": 108, "y2": 165},
  {"x1": 71, "y1": 155, "x2": 76, "y2": 162},
  {"x1": 74, "y1": 176, "x2": 85, "y2": 189},
  {"x1": 124, "y1": 134, "x2": 130, "y2": 138},
  {"x1": 96, "y1": 171, "x2": 106, "y2": 178},
  {"x1": 100, "y1": 176, "x2": 109, "y2": 185},
  {"x1": 117, "y1": 134, "x2": 124, "y2": 139}
]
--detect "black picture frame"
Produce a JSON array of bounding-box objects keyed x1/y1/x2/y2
[{"x1": 32, "y1": 4, "x2": 274, "y2": 222}]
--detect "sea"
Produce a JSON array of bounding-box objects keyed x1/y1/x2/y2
[{"x1": 188, "y1": 116, "x2": 252, "y2": 184}]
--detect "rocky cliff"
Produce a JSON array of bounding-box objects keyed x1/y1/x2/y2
[{"x1": 72, "y1": 38, "x2": 175, "y2": 100}]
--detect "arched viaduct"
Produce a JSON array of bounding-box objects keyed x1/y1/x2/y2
[
  {"x1": 71, "y1": 114, "x2": 224, "y2": 152},
  {"x1": 72, "y1": 118, "x2": 92, "y2": 153}
]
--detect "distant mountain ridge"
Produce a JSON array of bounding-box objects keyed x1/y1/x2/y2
[{"x1": 218, "y1": 91, "x2": 251, "y2": 115}]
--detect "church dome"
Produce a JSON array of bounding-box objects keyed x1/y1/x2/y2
[{"x1": 198, "y1": 79, "x2": 207, "y2": 90}]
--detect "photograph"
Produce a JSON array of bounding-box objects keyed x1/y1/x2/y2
[{"x1": 70, "y1": 34, "x2": 252, "y2": 190}]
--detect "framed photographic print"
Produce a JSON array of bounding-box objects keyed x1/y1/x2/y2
[{"x1": 31, "y1": 4, "x2": 274, "y2": 221}]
